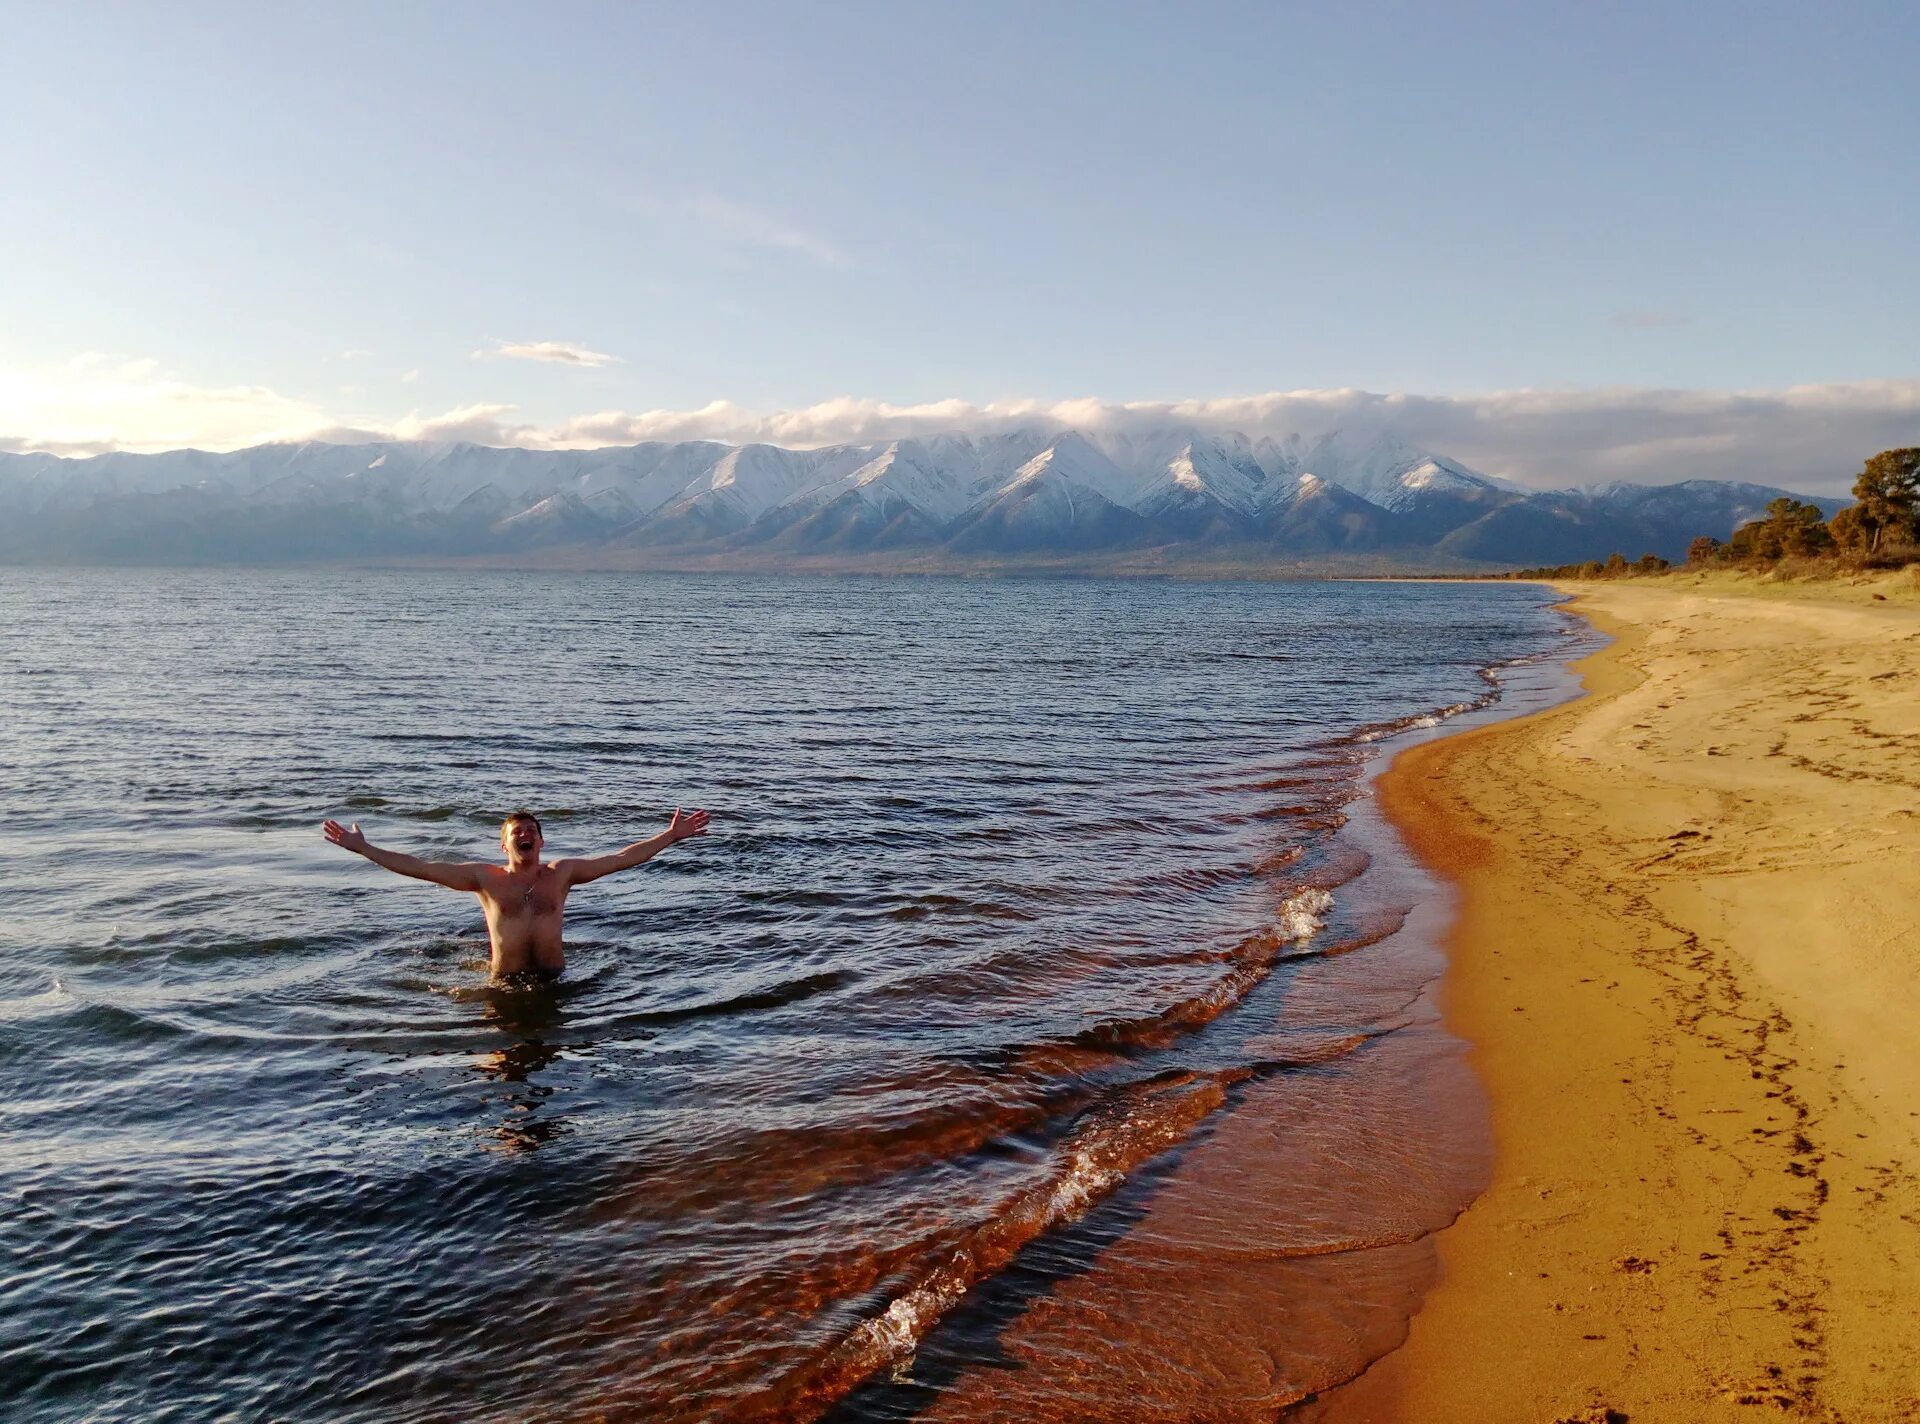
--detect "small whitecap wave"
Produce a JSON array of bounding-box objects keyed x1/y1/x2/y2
[
  {"x1": 1354, "y1": 698, "x2": 1480, "y2": 742},
  {"x1": 1278, "y1": 887, "x2": 1334, "y2": 941},
  {"x1": 1407, "y1": 699, "x2": 1474, "y2": 730}
]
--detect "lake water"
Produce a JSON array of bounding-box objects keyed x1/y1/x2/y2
[{"x1": 0, "y1": 569, "x2": 1580, "y2": 1422}]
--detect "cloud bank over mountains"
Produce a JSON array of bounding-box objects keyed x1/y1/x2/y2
[{"x1": 3, "y1": 354, "x2": 1913, "y2": 495}]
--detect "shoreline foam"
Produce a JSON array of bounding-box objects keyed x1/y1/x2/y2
[{"x1": 1319, "y1": 576, "x2": 1920, "y2": 1422}]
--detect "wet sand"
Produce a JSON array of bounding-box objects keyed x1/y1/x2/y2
[{"x1": 1323, "y1": 573, "x2": 1920, "y2": 1422}]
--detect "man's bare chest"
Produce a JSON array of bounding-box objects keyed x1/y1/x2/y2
[{"x1": 483, "y1": 870, "x2": 568, "y2": 919}]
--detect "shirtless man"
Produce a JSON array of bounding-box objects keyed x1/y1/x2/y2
[{"x1": 321, "y1": 808, "x2": 709, "y2": 977}]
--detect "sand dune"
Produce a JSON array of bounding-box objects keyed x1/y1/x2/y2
[{"x1": 1321, "y1": 573, "x2": 1920, "y2": 1422}]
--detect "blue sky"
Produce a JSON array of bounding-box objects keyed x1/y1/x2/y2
[{"x1": 1, "y1": 2, "x2": 1915, "y2": 486}]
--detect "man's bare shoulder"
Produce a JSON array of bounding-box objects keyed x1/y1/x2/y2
[{"x1": 465, "y1": 863, "x2": 517, "y2": 893}]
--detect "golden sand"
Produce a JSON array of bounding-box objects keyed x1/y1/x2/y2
[{"x1": 1322, "y1": 572, "x2": 1920, "y2": 1423}]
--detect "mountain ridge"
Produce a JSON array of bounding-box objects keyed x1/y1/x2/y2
[{"x1": 0, "y1": 429, "x2": 1839, "y2": 569}]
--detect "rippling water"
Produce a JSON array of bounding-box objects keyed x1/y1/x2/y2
[{"x1": 0, "y1": 569, "x2": 1577, "y2": 1422}]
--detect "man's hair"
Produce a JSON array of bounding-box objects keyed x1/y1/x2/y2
[{"x1": 502, "y1": 810, "x2": 542, "y2": 835}]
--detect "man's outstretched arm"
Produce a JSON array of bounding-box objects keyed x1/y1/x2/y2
[
  {"x1": 322, "y1": 820, "x2": 487, "y2": 891},
  {"x1": 558, "y1": 808, "x2": 709, "y2": 887}
]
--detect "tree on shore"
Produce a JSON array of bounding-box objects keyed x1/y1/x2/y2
[
  {"x1": 1728, "y1": 498, "x2": 1830, "y2": 560},
  {"x1": 1850, "y1": 447, "x2": 1920, "y2": 553},
  {"x1": 1828, "y1": 505, "x2": 1868, "y2": 552},
  {"x1": 1687, "y1": 536, "x2": 1722, "y2": 564}
]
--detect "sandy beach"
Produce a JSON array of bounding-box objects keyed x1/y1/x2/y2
[{"x1": 1323, "y1": 572, "x2": 1920, "y2": 1423}]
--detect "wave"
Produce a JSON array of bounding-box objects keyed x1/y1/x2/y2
[
  {"x1": 724, "y1": 1028, "x2": 1416, "y2": 1423},
  {"x1": 1066, "y1": 885, "x2": 1342, "y2": 1056},
  {"x1": 582, "y1": 866, "x2": 1387, "y2": 1220},
  {"x1": 593, "y1": 969, "x2": 854, "y2": 1029},
  {"x1": 1353, "y1": 697, "x2": 1482, "y2": 743},
  {"x1": 1279, "y1": 886, "x2": 1334, "y2": 940},
  {"x1": 877, "y1": 892, "x2": 1036, "y2": 923},
  {"x1": 707, "y1": 763, "x2": 1443, "y2": 1420},
  {"x1": 735, "y1": 1069, "x2": 1238, "y2": 1423}
]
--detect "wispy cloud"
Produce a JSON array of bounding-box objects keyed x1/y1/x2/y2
[
  {"x1": 473, "y1": 340, "x2": 621, "y2": 367},
  {"x1": 4, "y1": 354, "x2": 1913, "y2": 493},
  {"x1": 398, "y1": 369, "x2": 421, "y2": 384},
  {"x1": 679, "y1": 194, "x2": 850, "y2": 269}
]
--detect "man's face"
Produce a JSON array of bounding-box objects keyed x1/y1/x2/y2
[{"x1": 502, "y1": 818, "x2": 542, "y2": 860}]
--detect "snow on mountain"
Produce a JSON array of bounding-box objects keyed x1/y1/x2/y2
[
  {"x1": 656, "y1": 442, "x2": 868, "y2": 523},
  {"x1": 0, "y1": 425, "x2": 1489, "y2": 526},
  {"x1": 944, "y1": 433, "x2": 1147, "y2": 552},
  {"x1": 1299, "y1": 429, "x2": 1426, "y2": 496},
  {"x1": 1127, "y1": 434, "x2": 1269, "y2": 519},
  {"x1": 1264, "y1": 471, "x2": 1334, "y2": 510},
  {"x1": 567, "y1": 441, "x2": 732, "y2": 520},
  {"x1": 1255, "y1": 472, "x2": 1401, "y2": 550},
  {"x1": 997, "y1": 431, "x2": 1141, "y2": 505},
  {"x1": 602, "y1": 442, "x2": 880, "y2": 546},
  {"x1": 1287, "y1": 429, "x2": 1515, "y2": 514},
  {"x1": 793, "y1": 445, "x2": 942, "y2": 517},
  {"x1": 399, "y1": 443, "x2": 552, "y2": 508},
  {"x1": 491, "y1": 493, "x2": 611, "y2": 547},
  {"x1": 1252, "y1": 433, "x2": 1309, "y2": 482},
  {"x1": 3, "y1": 447, "x2": 234, "y2": 513},
  {"x1": 0, "y1": 426, "x2": 1838, "y2": 566},
  {"x1": 776, "y1": 433, "x2": 1044, "y2": 526}
]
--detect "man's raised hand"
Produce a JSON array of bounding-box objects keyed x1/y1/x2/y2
[
  {"x1": 669, "y1": 808, "x2": 710, "y2": 843},
  {"x1": 322, "y1": 819, "x2": 369, "y2": 854}
]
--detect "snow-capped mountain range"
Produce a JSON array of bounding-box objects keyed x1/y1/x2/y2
[{"x1": 0, "y1": 427, "x2": 1832, "y2": 567}]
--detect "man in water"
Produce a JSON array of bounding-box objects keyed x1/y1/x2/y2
[{"x1": 321, "y1": 808, "x2": 709, "y2": 977}]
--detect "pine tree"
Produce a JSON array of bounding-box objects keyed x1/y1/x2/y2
[
  {"x1": 1828, "y1": 505, "x2": 1868, "y2": 552},
  {"x1": 1851, "y1": 448, "x2": 1920, "y2": 553}
]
